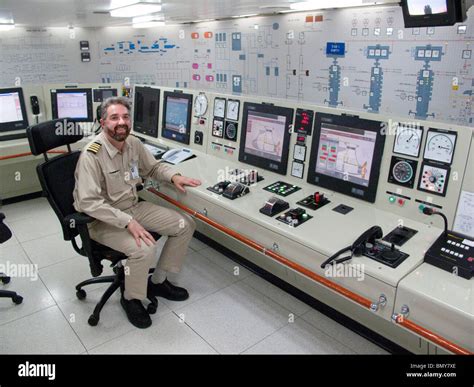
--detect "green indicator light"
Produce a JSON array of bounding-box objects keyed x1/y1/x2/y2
[{"x1": 389, "y1": 196, "x2": 396, "y2": 203}]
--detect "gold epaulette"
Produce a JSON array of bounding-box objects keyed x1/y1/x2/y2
[{"x1": 87, "y1": 141, "x2": 102, "y2": 154}]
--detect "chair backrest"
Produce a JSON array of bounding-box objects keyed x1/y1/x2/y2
[{"x1": 27, "y1": 119, "x2": 84, "y2": 241}]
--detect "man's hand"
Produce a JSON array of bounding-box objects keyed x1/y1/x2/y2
[
  {"x1": 172, "y1": 174, "x2": 202, "y2": 193},
  {"x1": 126, "y1": 219, "x2": 156, "y2": 247}
]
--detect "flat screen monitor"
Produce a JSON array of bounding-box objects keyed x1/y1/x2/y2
[
  {"x1": 133, "y1": 86, "x2": 160, "y2": 138},
  {"x1": 307, "y1": 113, "x2": 385, "y2": 203},
  {"x1": 238, "y1": 102, "x2": 294, "y2": 175},
  {"x1": 51, "y1": 88, "x2": 93, "y2": 122},
  {"x1": 161, "y1": 91, "x2": 192, "y2": 145},
  {"x1": 401, "y1": 0, "x2": 466, "y2": 27},
  {"x1": 93, "y1": 88, "x2": 118, "y2": 102},
  {"x1": 0, "y1": 88, "x2": 29, "y2": 133}
]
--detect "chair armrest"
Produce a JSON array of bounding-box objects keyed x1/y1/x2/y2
[{"x1": 64, "y1": 212, "x2": 95, "y2": 226}]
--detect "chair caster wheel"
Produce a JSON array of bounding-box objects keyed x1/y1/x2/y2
[
  {"x1": 1, "y1": 276, "x2": 11, "y2": 284},
  {"x1": 12, "y1": 295, "x2": 23, "y2": 304},
  {"x1": 76, "y1": 289, "x2": 87, "y2": 300},
  {"x1": 147, "y1": 303, "x2": 157, "y2": 314},
  {"x1": 88, "y1": 314, "x2": 99, "y2": 326}
]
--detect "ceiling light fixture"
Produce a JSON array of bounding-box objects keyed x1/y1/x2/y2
[
  {"x1": 289, "y1": 0, "x2": 396, "y2": 11},
  {"x1": 231, "y1": 14, "x2": 258, "y2": 18},
  {"x1": 110, "y1": 1, "x2": 162, "y2": 18},
  {"x1": 0, "y1": 22, "x2": 15, "y2": 31}
]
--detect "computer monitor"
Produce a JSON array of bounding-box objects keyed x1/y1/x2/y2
[
  {"x1": 161, "y1": 91, "x2": 192, "y2": 145},
  {"x1": 0, "y1": 88, "x2": 29, "y2": 133},
  {"x1": 133, "y1": 86, "x2": 160, "y2": 138},
  {"x1": 51, "y1": 88, "x2": 93, "y2": 122},
  {"x1": 93, "y1": 88, "x2": 118, "y2": 103},
  {"x1": 307, "y1": 113, "x2": 385, "y2": 203},
  {"x1": 238, "y1": 102, "x2": 294, "y2": 175},
  {"x1": 401, "y1": 0, "x2": 466, "y2": 27}
]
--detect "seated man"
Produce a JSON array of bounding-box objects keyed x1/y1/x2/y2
[{"x1": 73, "y1": 96, "x2": 201, "y2": 329}]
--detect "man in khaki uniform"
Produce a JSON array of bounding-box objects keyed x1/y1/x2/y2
[{"x1": 73, "y1": 97, "x2": 201, "y2": 329}]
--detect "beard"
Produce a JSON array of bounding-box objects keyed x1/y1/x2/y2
[{"x1": 106, "y1": 124, "x2": 130, "y2": 142}]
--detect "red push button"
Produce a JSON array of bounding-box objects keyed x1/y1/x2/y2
[{"x1": 398, "y1": 199, "x2": 405, "y2": 206}]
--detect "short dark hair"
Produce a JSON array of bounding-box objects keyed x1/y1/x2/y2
[{"x1": 100, "y1": 97, "x2": 131, "y2": 120}]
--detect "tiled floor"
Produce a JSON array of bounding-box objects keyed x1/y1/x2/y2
[{"x1": 0, "y1": 197, "x2": 388, "y2": 354}]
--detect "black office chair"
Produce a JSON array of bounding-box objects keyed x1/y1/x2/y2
[
  {"x1": 26, "y1": 119, "x2": 158, "y2": 326},
  {"x1": 0, "y1": 212, "x2": 23, "y2": 305}
]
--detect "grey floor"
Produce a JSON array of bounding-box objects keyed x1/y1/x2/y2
[{"x1": 0, "y1": 197, "x2": 388, "y2": 354}]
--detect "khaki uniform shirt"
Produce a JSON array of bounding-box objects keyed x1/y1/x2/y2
[{"x1": 73, "y1": 131, "x2": 176, "y2": 229}]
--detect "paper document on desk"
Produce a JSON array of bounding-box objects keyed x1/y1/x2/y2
[{"x1": 453, "y1": 190, "x2": 474, "y2": 238}]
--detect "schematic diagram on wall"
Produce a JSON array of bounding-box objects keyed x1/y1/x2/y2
[
  {"x1": 409, "y1": 44, "x2": 444, "y2": 119},
  {"x1": 363, "y1": 44, "x2": 391, "y2": 113}
]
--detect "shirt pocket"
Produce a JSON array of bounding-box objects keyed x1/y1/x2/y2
[{"x1": 104, "y1": 170, "x2": 124, "y2": 195}]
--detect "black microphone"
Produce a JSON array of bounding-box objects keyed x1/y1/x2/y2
[{"x1": 422, "y1": 207, "x2": 449, "y2": 235}]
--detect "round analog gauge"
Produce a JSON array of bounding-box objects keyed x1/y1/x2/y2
[
  {"x1": 194, "y1": 94, "x2": 208, "y2": 116},
  {"x1": 226, "y1": 100, "x2": 240, "y2": 121},
  {"x1": 392, "y1": 160, "x2": 413, "y2": 183},
  {"x1": 213, "y1": 98, "x2": 226, "y2": 118},
  {"x1": 225, "y1": 122, "x2": 237, "y2": 140},
  {"x1": 394, "y1": 126, "x2": 422, "y2": 157},
  {"x1": 419, "y1": 164, "x2": 448, "y2": 195},
  {"x1": 424, "y1": 130, "x2": 457, "y2": 164}
]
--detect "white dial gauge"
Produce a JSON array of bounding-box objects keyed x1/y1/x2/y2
[
  {"x1": 423, "y1": 129, "x2": 457, "y2": 165},
  {"x1": 418, "y1": 162, "x2": 450, "y2": 196},
  {"x1": 226, "y1": 99, "x2": 240, "y2": 121},
  {"x1": 294, "y1": 144, "x2": 306, "y2": 161},
  {"x1": 291, "y1": 161, "x2": 304, "y2": 179},
  {"x1": 194, "y1": 93, "x2": 208, "y2": 117},
  {"x1": 213, "y1": 98, "x2": 226, "y2": 118},
  {"x1": 393, "y1": 125, "x2": 423, "y2": 157}
]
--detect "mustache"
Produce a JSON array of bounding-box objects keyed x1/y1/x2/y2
[{"x1": 114, "y1": 125, "x2": 129, "y2": 131}]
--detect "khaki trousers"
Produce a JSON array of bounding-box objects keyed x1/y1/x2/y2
[{"x1": 89, "y1": 201, "x2": 196, "y2": 300}]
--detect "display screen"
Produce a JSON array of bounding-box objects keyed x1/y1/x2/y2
[
  {"x1": 407, "y1": 0, "x2": 447, "y2": 15},
  {"x1": 51, "y1": 88, "x2": 93, "y2": 122},
  {"x1": 0, "y1": 88, "x2": 29, "y2": 133},
  {"x1": 315, "y1": 124, "x2": 377, "y2": 187},
  {"x1": 93, "y1": 88, "x2": 117, "y2": 102},
  {"x1": 133, "y1": 86, "x2": 160, "y2": 138},
  {"x1": 243, "y1": 111, "x2": 286, "y2": 163},
  {"x1": 161, "y1": 91, "x2": 192, "y2": 144},
  {"x1": 0, "y1": 91, "x2": 24, "y2": 124},
  {"x1": 401, "y1": 0, "x2": 464, "y2": 27},
  {"x1": 239, "y1": 102, "x2": 293, "y2": 175},
  {"x1": 308, "y1": 113, "x2": 385, "y2": 203}
]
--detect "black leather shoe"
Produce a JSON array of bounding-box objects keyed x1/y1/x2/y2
[
  {"x1": 120, "y1": 297, "x2": 152, "y2": 329},
  {"x1": 148, "y1": 278, "x2": 189, "y2": 301}
]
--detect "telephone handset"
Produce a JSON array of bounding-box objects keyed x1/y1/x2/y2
[
  {"x1": 161, "y1": 147, "x2": 194, "y2": 165},
  {"x1": 321, "y1": 226, "x2": 383, "y2": 268}
]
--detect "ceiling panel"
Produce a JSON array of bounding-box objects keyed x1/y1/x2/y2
[{"x1": 0, "y1": 0, "x2": 298, "y2": 27}]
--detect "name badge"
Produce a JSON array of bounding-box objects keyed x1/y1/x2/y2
[{"x1": 130, "y1": 161, "x2": 139, "y2": 180}]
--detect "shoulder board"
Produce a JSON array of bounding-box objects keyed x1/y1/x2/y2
[{"x1": 87, "y1": 141, "x2": 102, "y2": 154}]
